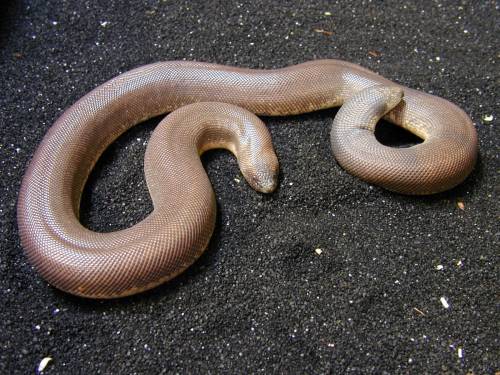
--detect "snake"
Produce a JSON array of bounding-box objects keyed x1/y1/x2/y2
[{"x1": 17, "y1": 60, "x2": 478, "y2": 298}]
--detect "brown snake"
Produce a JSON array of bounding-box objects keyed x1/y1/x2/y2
[{"x1": 17, "y1": 60, "x2": 478, "y2": 298}]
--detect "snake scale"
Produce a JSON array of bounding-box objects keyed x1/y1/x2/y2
[{"x1": 17, "y1": 60, "x2": 478, "y2": 298}]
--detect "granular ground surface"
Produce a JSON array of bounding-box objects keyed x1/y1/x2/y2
[{"x1": 0, "y1": 1, "x2": 498, "y2": 374}]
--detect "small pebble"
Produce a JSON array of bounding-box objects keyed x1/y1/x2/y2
[
  {"x1": 314, "y1": 248, "x2": 322, "y2": 255},
  {"x1": 440, "y1": 297, "x2": 450, "y2": 309},
  {"x1": 37, "y1": 357, "x2": 52, "y2": 373},
  {"x1": 482, "y1": 114, "x2": 493, "y2": 122}
]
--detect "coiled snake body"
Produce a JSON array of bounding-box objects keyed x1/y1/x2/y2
[{"x1": 17, "y1": 60, "x2": 477, "y2": 298}]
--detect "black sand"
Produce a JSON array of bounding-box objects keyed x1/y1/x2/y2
[{"x1": 1, "y1": 1, "x2": 498, "y2": 374}]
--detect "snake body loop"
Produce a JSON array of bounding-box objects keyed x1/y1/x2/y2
[{"x1": 17, "y1": 60, "x2": 477, "y2": 298}]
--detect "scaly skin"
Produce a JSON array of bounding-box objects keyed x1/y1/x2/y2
[{"x1": 17, "y1": 60, "x2": 477, "y2": 298}]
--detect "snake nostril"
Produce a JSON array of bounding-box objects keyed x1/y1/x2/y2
[{"x1": 374, "y1": 120, "x2": 423, "y2": 148}]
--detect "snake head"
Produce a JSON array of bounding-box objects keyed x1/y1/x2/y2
[{"x1": 240, "y1": 149, "x2": 279, "y2": 194}]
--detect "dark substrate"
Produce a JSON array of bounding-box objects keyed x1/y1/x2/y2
[{"x1": 0, "y1": 1, "x2": 498, "y2": 374}]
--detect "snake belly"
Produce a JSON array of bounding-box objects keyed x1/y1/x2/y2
[{"x1": 17, "y1": 60, "x2": 478, "y2": 298}]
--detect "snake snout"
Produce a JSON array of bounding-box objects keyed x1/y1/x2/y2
[
  {"x1": 254, "y1": 163, "x2": 279, "y2": 194},
  {"x1": 242, "y1": 151, "x2": 279, "y2": 194}
]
